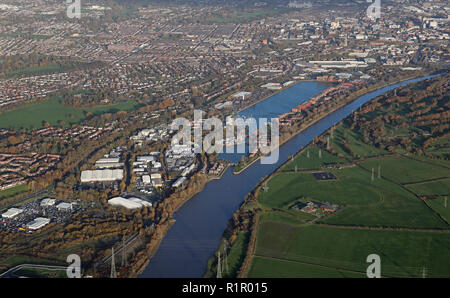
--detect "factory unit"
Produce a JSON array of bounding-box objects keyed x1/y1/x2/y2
[
  {"x1": 108, "y1": 197, "x2": 152, "y2": 209},
  {"x1": 172, "y1": 176, "x2": 187, "y2": 189},
  {"x1": 26, "y1": 217, "x2": 51, "y2": 230},
  {"x1": 56, "y1": 202, "x2": 73, "y2": 211},
  {"x1": 40, "y1": 198, "x2": 56, "y2": 207},
  {"x1": 80, "y1": 169, "x2": 124, "y2": 183},
  {"x1": 2, "y1": 208, "x2": 23, "y2": 219},
  {"x1": 95, "y1": 157, "x2": 124, "y2": 169}
]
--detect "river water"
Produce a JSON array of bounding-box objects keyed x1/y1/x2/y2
[{"x1": 140, "y1": 75, "x2": 436, "y2": 277}]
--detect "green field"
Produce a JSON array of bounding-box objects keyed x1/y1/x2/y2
[
  {"x1": 413, "y1": 155, "x2": 450, "y2": 168},
  {"x1": 406, "y1": 179, "x2": 450, "y2": 196},
  {"x1": 361, "y1": 156, "x2": 449, "y2": 184},
  {"x1": 331, "y1": 124, "x2": 389, "y2": 159},
  {"x1": 244, "y1": 76, "x2": 450, "y2": 278},
  {"x1": 0, "y1": 255, "x2": 63, "y2": 271},
  {"x1": 426, "y1": 137, "x2": 450, "y2": 159},
  {"x1": 254, "y1": 220, "x2": 450, "y2": 278},
  {"x1": 260, "y1": 209, "x2": 317, "y2": 224},
  {"x1": 258, "y1": 167, "x2": 446, "y2": 229},
  {"x1": 13, "y1": 267, "x2": 67, "y2": 278},
  {"x1": 0, "y1": 97, "x2": 139, "y2": 129},
  {"x1": 204, "y1": 232, "x2": 250, "y2": 278},
  {"x1": 0, "y1": 32, "x2": 21, "y2": 38},
  {"x1": 0, "y1": 184, "x2": 28, "y2": 200},
  {"x1": 248, "y1": 256, "x2": 365, "y2": 278},
  {"x1": 210, "y1": 9, "x2": 283, "y2": 23},
  {"x1": 7, "y1": 64, "x2": 62, "y2": 78},
  {"x1": 282, "y1": 146, "x2": 346, "y2": 171},
  {"x1": 426, "y1": 198, "x2": 450, "y2": 223},
  {"x1": 224, "y1": 232, "x2": 250, "y2": 278}
]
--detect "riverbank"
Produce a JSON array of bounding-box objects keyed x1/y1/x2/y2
[
  {"x1": 232, "y1": 79, "x2": 332, "y2": 116},
  {"x1": 137, "y1": 71, "x2": 441, "y2": 278},
  {"x1": 132, "y1": 160, "x2": 232, "y2": 277},
  {"x1": 130, "y1": 219, "x2": 175, "y2": 278},
  {"x1": 232, "y1": 70, "x2": 433, "y2": 175},
  {"x1": 128, "y1": 174, "x2": 209, "y2": 277},
  {"x1": 204, "y1": 71, "x2": 441, "y2": 277},
  {"x1": 233, "y1": 154, "x2": 260, "y2": 175}
]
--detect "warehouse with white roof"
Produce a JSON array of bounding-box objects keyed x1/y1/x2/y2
[
  {"x1": 26, "y1": 217, "x2": 50, "y2": 230},
  {"x1": 56, "y1": 202, "x2": 73, "y2": 211},
  {"x1": 2, "y1": 208, "x2": 23, "y2": 219},
  {"x1": 40, "y1": 198, "x2": 56, "y2": 207},
  {"x1": 80, "y1": 169, "x2": 124, "y2": 183},
  {"x1": 108, "y1": 197, "x2": 152, "y2": 209}
]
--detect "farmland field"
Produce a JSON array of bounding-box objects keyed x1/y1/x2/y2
[
  {"x1": 254, "y1": 219, "x2": 450, "y2": 278},
  {"x1": 257, "y1": 168, "x2": 446, "y2": 229},
  {"x1": 241, "y1": 76, "x2": 450, "y2": 278},
  {"x1": 406, "y1": 179, "x2": 450, "y2": 196},
  {"x1": 360, "y1": 156, "x2": 449, "y2": 184},
  {"x1": 426, "y1": 198, "x2": 450, "y2": 224},
  {"x1": 331, "y1": 124, "x2": 389, "y2": 159},
  {"x1": 282, "y1": 146, "x2": 346, "y2": 171},
  {"x1": 247, "y1": 256, "x2": 366, "y2": 278},
  {"x1": 413, "y1": 155, "x2": 450, "y2": 168}
]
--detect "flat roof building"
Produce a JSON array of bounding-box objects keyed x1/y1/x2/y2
[
  {"x1": 56, "y1": 202, "x2": 73, "y2": 211},
  {"x1": 2, "y1": 208, "x2": 23, "y2": 219},
  {"x1": 108, "y1": 197, "x2": 152, "y2": 209},
  {"x1": 231, "y1": 91, "x2": 252, "y2": 100},
  {"x1": 80, "y1": 169, "x2": 124, "y2": 183},
  {"x1": 26, "y1": 217, "x2": 50, "y2": 230},
  {"x1": 40, "y1": 198, "x2": 56, "y2": 207},
  {"x1": 151, "y1": 173, "x2": 163, "y2": 187},
  {"x1": 173, "y1": 176, "x2": 187, "y2": 188},
  {"x1": 95, "y1": 162, "x2": 124, "y2": 169},
  {"x1": 142, "y1": 175, "x2": 151, "y2": 184}
]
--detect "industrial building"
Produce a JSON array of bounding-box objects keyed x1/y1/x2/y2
[
  {"x1": 231, "y1": 91, "x2": 252, "y2": 100},
  {"x1": 56, "y1": 202, "x2": 73, "y2": 211},
  {"x1": 40, "y1": 198, "x2": 56, "y2": 207},
  {"x1": 2, "y1": 208, "x2": 23, "y2": 219},
  {"x1": 26, "y1": 217, "x2": 50, "y2": 230},
  {"x1": 95, "y1": 157, "x2": 124, "y2": 169},
  {"x1": 150, "y1": 173, "x2": 163, "y2": 187},
  {"x1": 142, "y1": 175, "x2": 151, "y2": 185},
  {"x1": 173, "y1": 176, "x2": 187, "y2": 188},
  {"x1": 80, "y1": 169, "x2": 124, "y2": 183},
  {"x1": 108, "y1": 197, "x2": 152, "y2": 209}
]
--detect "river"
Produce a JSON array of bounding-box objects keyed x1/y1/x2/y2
[{"x1": 139, "y1": 75, "x2": 436, "y2": 277}]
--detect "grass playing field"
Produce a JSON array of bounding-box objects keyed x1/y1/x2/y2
[
  {"x1": 7, "y1": 64, "x2": 62, "y2": 78},
  {"x1": 0, "y1": 97, "x2": 139, "y2": 130},
  {"x1": 0, "y1": 184, "x2": 28, "y2": 201}
]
